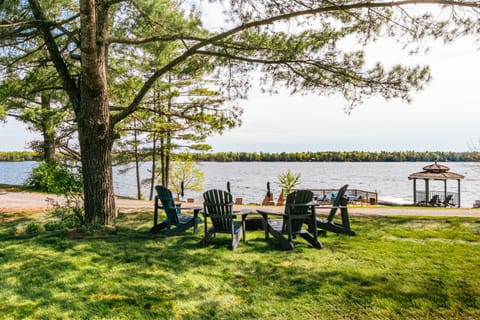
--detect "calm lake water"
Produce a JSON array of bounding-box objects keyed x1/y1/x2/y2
[{"x1": 1, "y1": 161, "x2": 479, "y2": 207}]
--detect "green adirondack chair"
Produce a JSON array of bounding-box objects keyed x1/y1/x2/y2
[
  {"x1": 202, "y1": 189, "x2": 248, "y2": 250},
  {"x1": 257, "y1": 189, "x2": 322, "y2": 250},
  {"x1": 442, "y1": 194, "x2": 455, "y2": 207},
  {"x1": 315, "y1": 184, "x2": 355, "y2": 236},
  {"x1": 150, "y1": 185, "x2": 200, "y2": 236},
  {"x1": 428, "y1": 194, "x2": 441, "y2": 207}
]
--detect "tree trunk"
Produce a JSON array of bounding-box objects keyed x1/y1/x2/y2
[
  {"x1": 29, "y1": 0, "x2": 116, "y2": 226},
  {"x1": 149, "y1": 132, "x2": 157, "y2": 201},
  {"x1": 160, "y1": 135, "x2": 166, "y2": 186},
  {"x1": 133, "y1": 121, "x2": 142, "y2": 200},
  {"x1": 159, "y1": 133, "x2": 171, "y2": 188},
  {"x1": 77, "y1": 0, "x2": 116, "y2": 226},
  {"x1": 165, "y1": 131, "x2": 171, "y2": 187},
  {"x1": 40, "y1": 93, "x2": 56, "y2": 162},
  {"x1": 42, "y1": 129, "x2": 56, "y2": 161},
  {"x1": 77, "y1": 83, "x2": 115, "y2": 225},
  {"x1": 78, "y1": 125, "x2": 115, "y2": 225}
]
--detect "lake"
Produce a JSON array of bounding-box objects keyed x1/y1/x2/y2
[{"x1": 1, "y1": 161, "x2": 479, "y2": 207}]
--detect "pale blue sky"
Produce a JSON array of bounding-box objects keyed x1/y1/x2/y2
[
  {"x1": 205, "y1": 37, "x2": 480, "y2": 152},
  {"x1": 1, "y1": 6, "x2": 479, "y2": 152}
]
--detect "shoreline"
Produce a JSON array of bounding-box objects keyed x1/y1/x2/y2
[
  {"x1": 3, "y1": 162, "x2": 480, "y2": 208},
  {"x1": 1, "y1": 188, "x2": 479, "y2": 217}
]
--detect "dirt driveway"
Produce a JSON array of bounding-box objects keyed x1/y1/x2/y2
[{"x1": 0, "y1": 188, "x2": 152, "y2": 213}]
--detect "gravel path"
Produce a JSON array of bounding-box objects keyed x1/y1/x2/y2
[{"x1": 2, "y1": 188, "x2": 480, "y2": 217}]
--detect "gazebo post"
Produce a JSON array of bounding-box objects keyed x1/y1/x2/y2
[
  {"x1": 457, "y1": 179, "x2": 461, "y2": 208},
  {"x1": 444, "y1": 180, "x2": 447, "y2": 206},
  {"x1": 413, "y1": 178, "x2": 417, "y2": 205},
  {"x1": 425, "y1": 179, "x2": 429, "y2": 203}
]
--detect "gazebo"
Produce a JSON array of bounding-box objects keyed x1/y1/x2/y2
[{"x1": 408, "y1": 161, "x2": 464, "y2": 207}]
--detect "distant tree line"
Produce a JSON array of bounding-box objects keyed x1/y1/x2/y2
[
  {"x1": 2, "y1": 151, "x2": 480, "y2": 163},
  {"x1": 0, "y1": 152, "x2": 39, "y2": 162},
  {"x1": 189, "y1": 151, "x2": 480, "y2": 162}
]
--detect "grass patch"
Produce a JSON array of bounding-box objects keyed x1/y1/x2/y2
[{"x1": 0, "y1": 211, "x2": 479, "y2": 319}]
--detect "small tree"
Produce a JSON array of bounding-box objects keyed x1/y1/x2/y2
[
  {"x1": 164, "y1": 154, "x2": 204, "y2": 200},
  {"x1": 278, "y1": 170, "x2": 302, "y2": 197}
]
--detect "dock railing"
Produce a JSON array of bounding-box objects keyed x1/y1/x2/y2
[{"x1": 309, "y1": 188, "x2": 378, "y2": 206}]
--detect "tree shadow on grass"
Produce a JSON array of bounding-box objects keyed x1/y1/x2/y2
[
  {"x1": 0, "y1": 215, "x2": 39, "y2": 239},
  {"x1": 220, "y1": 265, "x2": 478, "y2": 319},
  {"x1": 1, "y1": 213, "x2": 478, "y2": 319},
  {"x1": 0, "y1": 230, "x2": 219, "y2": 318}
]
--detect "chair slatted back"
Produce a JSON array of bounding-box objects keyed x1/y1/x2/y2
[
  {"x1": 443, "y1": 194, "x2": 454, "y2": 206},
  {"x1": 203, "y1": 189, "x2": 234, "y2": 232},
  {"x1": 155, "y1": 185, "x2": 179, "y2": 225},
  {"x1": 282, "y1": 190, "x2": 314, "y2": 233},
  {"x1": 429, "y1": 194, "x2": 440, "y2": 206},
  {"x1": 325, "y1": 184, "x2": 349, "y2": 222}
]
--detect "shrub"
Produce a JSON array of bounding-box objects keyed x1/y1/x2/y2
[
  {"x1": 25, "y1": 223, "x2": 41, "y2": 235},
  {"x1": 50, "y1": 206, "x2": 84, "y2": 229},
  {"x1": 44, "y1": 221, "x2": 67, "y2": 232},
  {"x1": 25, "y1": 161, "x2": 83, "y2": 194}
]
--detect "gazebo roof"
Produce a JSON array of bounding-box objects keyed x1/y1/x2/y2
[
  {"x1": 408, "y1": 161, "x2": 465, "y2": 180},
  {"x1": 422, "y1": 162, "x2": 450, "y2": 173}
]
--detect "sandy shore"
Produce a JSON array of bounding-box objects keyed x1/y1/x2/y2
[{"x1": 1, "y1": 188, "x2": 480, "y2": 217}]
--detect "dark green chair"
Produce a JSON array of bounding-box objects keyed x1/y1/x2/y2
[
  {"x1": 314, "y1": 184, "x2": 355, "y2": 236},
  {"x1": 258, "y1": 190, "x2": 322, "y2": 250},
  {"x1": 202, "y1": 189, "x2": 248, "y2": 250},
  {"x1": 442, "y1": 194, "x2": 455, "y2": 207},
  {"x1": 428, "y1": 194, "x2": 441, "y2": 207},
  {"x1": 151, "y1": 185, "x2": 200, "y2": 236}
]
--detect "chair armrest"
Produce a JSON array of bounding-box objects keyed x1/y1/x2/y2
[
  {"x1": 204, "y1": 202, "x2": 235, "y2": 207},
  {"x1": 315, "y1": 205, "x2": 348, "y2": 210},
  {"x1": 236, "y1": 209, "x2": 251, "y2": 216},
  {"x1": 202, "y1": 209, "x2": 248, "y2": 219},
  {"x1": 256, "y1": 210, "x2": 286, "y2": 217},
  {"x1": 286, "y1": 203, "x2": 314, "y2": 207},
  {"x1": 155, "y1": 195, "x2": 181, "y2": 209},
  {"x1": 176, "y1": 206, "x2": 200, "y2": 212},
  {"x1": 176, "y1": 207, "x2": 201, "y2": 217},
  {"x1": 232, "y1": 210, "x2": 250, "y2": 220}
]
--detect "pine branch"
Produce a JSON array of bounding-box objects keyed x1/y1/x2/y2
[
  {"x1": 27, "y1": 0, "x2": 80, "y2": 111},
  {"x1": 111, "y1": 0, "x2": 480, "y2": 125}
]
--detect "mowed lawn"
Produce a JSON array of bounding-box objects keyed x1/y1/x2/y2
[{"x1": 0, "y1": 210, "x2": 479, "y2": 319}]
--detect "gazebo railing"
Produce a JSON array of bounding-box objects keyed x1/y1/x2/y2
[{"x1": 415, "y1": 191, "x2": 458, "y2": 206}]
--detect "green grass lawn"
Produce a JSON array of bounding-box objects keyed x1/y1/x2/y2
[{"x1": 0, "y1": 210, "x2": 479, "y2": 319}]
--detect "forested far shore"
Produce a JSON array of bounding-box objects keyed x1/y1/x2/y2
[
  {"x1": 1, "y1": 151, "x2": 479, "y2": 162},
  {"x1": 0, "y1": 151, "x2": 40, "y2": 162},
  {"x1": 190, "y1": 151, "x2": 480, "y2": 162}
]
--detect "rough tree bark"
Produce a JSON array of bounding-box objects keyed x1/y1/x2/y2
[
  {"x1": 40, "y1": 93, "x2": 56, "y2": 162},
  {"x1": 77, "y1": 0, "x2": 116, "y2": 225}
]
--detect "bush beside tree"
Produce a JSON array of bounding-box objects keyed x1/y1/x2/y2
[{"x1": 25, "y1": 161, "x2": 83, "y2": 195}]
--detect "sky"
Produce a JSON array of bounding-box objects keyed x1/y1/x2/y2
[
  {"x1": 0, "y1": 5, "x2": 479, "y2": 152},
  {"x1": 205, "y1": 37, "x2": 480, "y2": 152}
]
